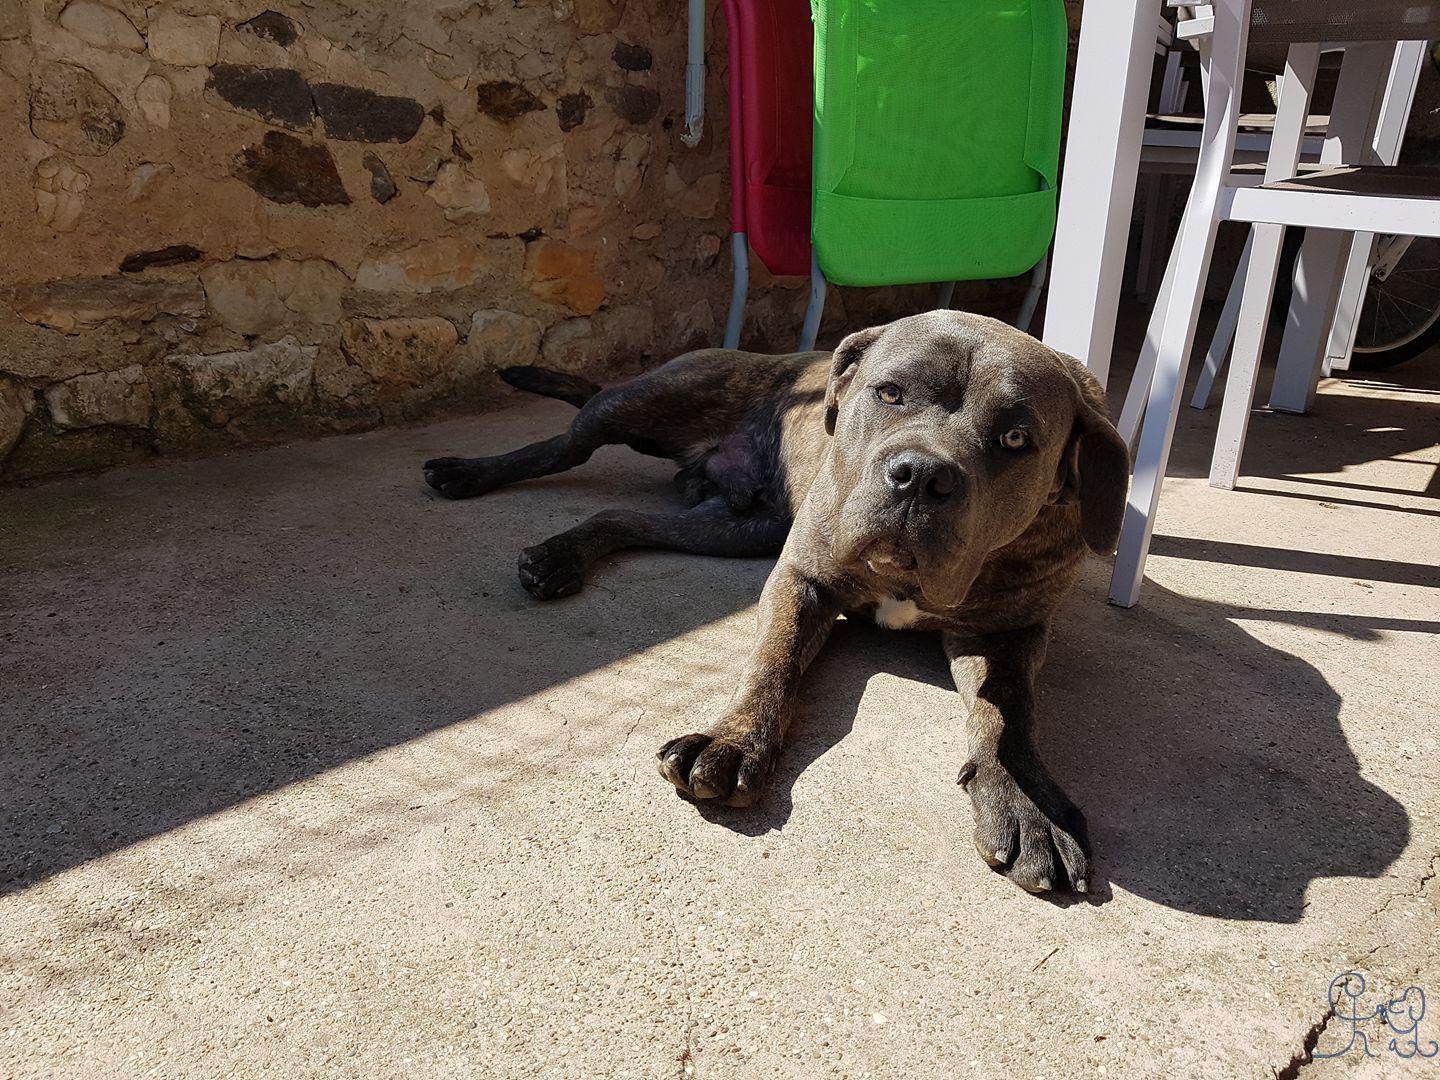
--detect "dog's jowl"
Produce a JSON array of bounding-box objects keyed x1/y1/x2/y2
[{"x1": 423, "y1": 311, "x2": 1129, "y2": 896}]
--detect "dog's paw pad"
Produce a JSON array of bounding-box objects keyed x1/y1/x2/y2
[
  {"x1": 656, "y1": 732, "x2": 769, "y2": 806},
  {"x1": 421, "y1": 458, "x2": 495, "y2": 500},
  {"x1": 963, "y1": 761, "x2": 1089, "y2": 895},
  {"x1": 518, "y1": 542, "x2": 585, "y2": 600}
]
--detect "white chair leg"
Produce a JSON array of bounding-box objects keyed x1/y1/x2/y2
[
  {"x1": 1109, "y1": 215, "x2": 1222, "y2": 607},
  {"x1": 1109, "y1": 0, "x2": 1249, "y2": 608},
  {"x1": 1190, "y1": 229, "x2": 1252, "y2": 409},
  {"x1": 1209, "y1": 223, "x2": 1289, "y2": 488},
  {"x1": 723, "y1": 233, "x2": 749, "y2": 350},
  {"x1": 1118, "y1": 246, "x2": 1176, "y2": 447},
  {"x1": 798, "y1": 251, "x2": 826, "y2": 352},
  {"x1": 935, "y1": 281, "x2": 956, "y2": 310}
]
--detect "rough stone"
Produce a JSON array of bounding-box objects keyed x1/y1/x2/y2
[
  {"x1": 33, "y1": 157, "x2": 90, "y2": 233},
  {"x1": 673, "y1": 168, "x2": 722, "y2": 219},
  {"x1": 568, "y1": 204, "x2": 610, "y2": 236},
  {"x1": 406, "y1": 148, "x2": 444, "y2": 183},
  {"x1": 208, "y1": 64, "x2": 315, "y2": 129},
  {"x1": 135, "y1": 74, "x2": 172, "y2": 127},
  {"x1": 475, "y1": 80, "x2": 545, "y2": 123},
  {"x1": 235, "y1": 131, "x2": 350, "y2": 207},
  {"x1": 612, "y1": 134, "x2": 648, "y2": 199},
  {"x1": 695, "y1": 232, "x2": 722, "y2": 266},
  {"x1": 238, "y1": 11, "x2": 299, "y2": 48},
  {"x1": 426, "y1": 161, "x2": 490, "y2": 220},
  {"x1": 525, "y1": 239, "x2": 605, "y2": 315},
  {"x1": 313, "y1": 83, "x2": 425, "y2": 143},
  {"x1": 148, "y1": 11, "x2": 221, "y2": 67},
  {"x1": 556, "y1": 91, "x2": 591, "y2": 132},
  {"x1": 611, "y1": 42, "x2": 652, "y2": 71},
  {"x1": 539, "y1": 305, "x2": 651, "y2": 370},
  {"x1": 460, "y1": 310, "x2": 543, "y2": 375},
  {"x1": 170, "y1": 337, "x2": 317, "y2": 421},
  {"x1": 120, "y1": 245, "x2": 202, "y2": 273},
  {"x1": 0, "y1": 379, "x2": 31, "y2": 462},
  {"x1": 540, "y1": 316, "x2": 593, "y2": 368},
  {"x1": 44, "y1": 365, "x2": 152, "y2": 430},
  {"x1": 0, "y1": 4, "x2": 23, "y2": 40},
  {"x1": 363, "y1": 152, "x2": 397, "y2": 203},
  {"x1": 12, "y1": 277, "x2": 205, "y2": 334},
  {"x1": 58, "y1": 1, "x2": 145, "y2": 52},
  {"x1": 571, "y1": 0, "x2": 625, "y2": 35},
  {"x1": 127, "y1": 161, "x2": 172, "y2": 201},
  {"x1": 609, "y1": 84, "x2": 659, "y2": 125},
  {"x1": 500, "y1": 145, "x2": 564, "y2": 197},
  {"x1": 339, "y1": 317, "x2": 458, "y2": 387},
  {"x1": 353, "y1": 237, "x2": 488, "y2": 293},
  {"x1": 671, "y1": 298, "x2": 715, "y2": 350},
  {"x1": 200, "y1": 258, "x2": 347, "y2": 335},
  {"x1": 30, "y1": 61, "x2": 126, "y2": 156},
  {"x1": 312, "y1": 349, "x2": 374, "y2": 406},
  {"x1": 631, "y1": 222, "x2": 660, "y2": 240}
]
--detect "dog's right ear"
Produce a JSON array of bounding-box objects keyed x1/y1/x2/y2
[{"x1": 825, "y1": 326, "x2": 883, "y2": 435}]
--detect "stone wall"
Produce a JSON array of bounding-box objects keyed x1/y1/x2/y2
[{"x1": 2, "y1": 0, "x2": 989, "y2": 483}]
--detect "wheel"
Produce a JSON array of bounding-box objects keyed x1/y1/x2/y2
[{"x1": 1349, "y1": 235, "x2": 1440, "y2": 371}]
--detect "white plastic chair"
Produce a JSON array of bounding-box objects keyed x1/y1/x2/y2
[{"x1": 1108, "y1": 0, "x2": 1440, "y2": 608}]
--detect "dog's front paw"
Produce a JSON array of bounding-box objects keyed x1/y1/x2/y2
[
  {"x1": 958, "y1": 759, "x2": 1090, "y2": 895},
  {"x1": 656, "y1": 731, "x2": 772, "y2": 806},
  {"x1": 422, "y1": 457, "x2": 494, "y2": 500},
  {"x1": 518, "y1": 540, "x2": 586, "y2": 600}
]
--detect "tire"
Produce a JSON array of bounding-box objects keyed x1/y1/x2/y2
[{"x1": 1347, "y1": 235, "x2": 1440, "y2": 372}]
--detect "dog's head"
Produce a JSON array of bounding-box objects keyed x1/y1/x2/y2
[{"x1": 822, "y1": 310, "x2": 1129, "y2": 609}]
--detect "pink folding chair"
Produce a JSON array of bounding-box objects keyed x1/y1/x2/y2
[{"x1": 716, "y1": 0, "x2": 815, "y2": 349}]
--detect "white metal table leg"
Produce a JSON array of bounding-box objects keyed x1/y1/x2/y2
[
  {"x1": 1324, "y1": 40, "x2": 1427, "y2": 373},
  {"x1": 1208, "y1": 44, "x2": 1321, "y2": 488},
  {"x1": 1042, "y1": 0, "x2": 1155, "y2": 385},
  {"x1": 1190, "y1": 230, "x2": 1252, "y2": 409},
  {"x1": 1268, "y1": 43, "x2": 1392, "y2": 412}
]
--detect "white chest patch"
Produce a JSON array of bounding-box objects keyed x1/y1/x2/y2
[{"x1": 874, "y1": 596, "x2": 923, "y2": 630}]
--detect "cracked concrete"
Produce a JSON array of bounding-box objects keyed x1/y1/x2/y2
[{"x1": 1, "y1": 336, "x2": 1437, "y2": 1077}]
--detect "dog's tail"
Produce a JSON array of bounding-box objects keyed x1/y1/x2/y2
[{"x1": 499, "y1": 366, "x2": 602, "y2": 409}]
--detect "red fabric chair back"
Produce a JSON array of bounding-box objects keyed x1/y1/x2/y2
[{"x1": 724, "y1": 0, "x2": 814, "y2": 277}]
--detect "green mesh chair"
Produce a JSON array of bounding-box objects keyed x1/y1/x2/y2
[{"x1": 801, "y1": 0, "x2": 1068, "y2": 346}]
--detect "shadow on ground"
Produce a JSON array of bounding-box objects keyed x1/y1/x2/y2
[{"x1": 2, "y1": 349, "x2": 1428, "y2": 924}]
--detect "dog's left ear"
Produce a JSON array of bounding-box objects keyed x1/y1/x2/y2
[
  {"x1": 1054, "y1": 352, "x2": 1131, "y2": 555},
  {"x1": 825, "y1": 325, "x2": 883, "y2": 435}
]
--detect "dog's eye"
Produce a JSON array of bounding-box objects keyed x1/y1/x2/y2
[
  {"x1": 999, "y1": 427, "x2": 1030, "y2": 450},
  {"x1": 875, "y1": 383, "x2": 903, "y2": 406}
]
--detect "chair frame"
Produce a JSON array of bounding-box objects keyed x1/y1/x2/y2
[{"x1": 1107, "y1": 0, "x2": 1440, "y2": 607}]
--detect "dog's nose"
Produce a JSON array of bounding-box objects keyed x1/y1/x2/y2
[{"x1": 884, "y1": 451, "x2": 959, "y2": 503}]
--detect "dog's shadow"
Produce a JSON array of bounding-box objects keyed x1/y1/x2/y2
[{"x1": 694, "y1": 564, "x2": 1412, "y2": 924}]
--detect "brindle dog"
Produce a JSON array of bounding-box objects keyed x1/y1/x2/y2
[{"x1": 423, "y1": 311, "x2": 1129, "y2": 895}]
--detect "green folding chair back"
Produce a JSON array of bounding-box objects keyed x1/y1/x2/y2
[{"x1": 810, "y1": 0, "x2": 1068, "y2": 287}]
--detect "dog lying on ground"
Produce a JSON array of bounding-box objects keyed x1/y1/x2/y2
[{"x1": 423, "y1": 310, "x2": 1129, "y2": 894}]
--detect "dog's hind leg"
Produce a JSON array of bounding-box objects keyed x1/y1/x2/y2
[
  {"x1": 423, "y1": 377, "x2": 644, "y2": 499},
  {"x1": 518, "y1": 498, "x2": 788, "y2": 599}
]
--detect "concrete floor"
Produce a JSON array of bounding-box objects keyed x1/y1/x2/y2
[{"x1": 2, "y1": 337, "x2": 1438, "y2": 1079}]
